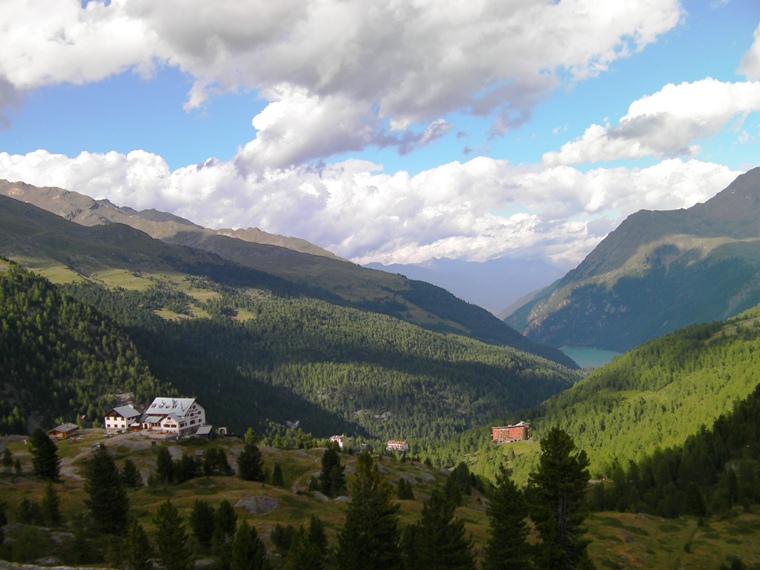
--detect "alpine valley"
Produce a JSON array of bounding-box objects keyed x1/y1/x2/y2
[{"x1": 2, "y1": 172, "x2": 760, "y2": 568}]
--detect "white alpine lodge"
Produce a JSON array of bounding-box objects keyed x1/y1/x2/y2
[{"x1": 104, "y1": 397, "x2": 210, "y2": 437}]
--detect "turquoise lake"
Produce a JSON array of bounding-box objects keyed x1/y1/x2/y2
[{"x1": 560, "y1": 346, "x2": 621, "y2": 369}]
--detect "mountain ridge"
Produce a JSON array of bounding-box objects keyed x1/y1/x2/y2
[{"x1": 507, "y1": 167, "x2": 760, "y2": 352}]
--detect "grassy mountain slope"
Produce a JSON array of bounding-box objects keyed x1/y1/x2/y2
[
  {"x1": 440, "y1": 303, "x2": 760, "y2": 484},
  {"x1": 0, "y1": 180, "x2": 574, "y2": 367},
  {"x1": 507, "y1": 167, "x2": 760, "y2": 352}
]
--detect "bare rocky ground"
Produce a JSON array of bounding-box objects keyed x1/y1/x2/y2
[{"x1": 56, "y1": 429, "x2": 178, "y2": 480}]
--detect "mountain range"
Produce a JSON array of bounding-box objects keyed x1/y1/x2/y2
[
  {"x1": 507, "y1": 167, "x2": 760, "y2": 352},
  {"x1": 366, "y1": 256, "x2": 570, "y2": 316},
  {"x1": 0, "y1": 180, "x2": 580, "y2": 437},
  {"x1": 0, "y1": 179, "x2": 572, "y2": 367}
]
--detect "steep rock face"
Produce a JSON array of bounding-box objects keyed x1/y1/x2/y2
[{"x1": 507, "y1": 167, "x2": 760, "y2": 352}]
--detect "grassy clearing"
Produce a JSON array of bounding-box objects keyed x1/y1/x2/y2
[{"x1": 2, "y1": 432, "x2": 760, "y2": 568}]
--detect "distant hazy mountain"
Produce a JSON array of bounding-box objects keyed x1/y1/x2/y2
[
  {"x1": 507, "y1": 167, "x2": 760, "y2": 352},
  {"x1": 366, "y1": 256, "x2": 570, "y2": 315}
]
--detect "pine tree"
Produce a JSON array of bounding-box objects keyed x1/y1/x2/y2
[
  {"x1": 319, "y1": 443, "x2": 345, "y2": 497},
  {"x1": 335, "y1": 451, "x2": 402, "y2": 570},
  {"x1": 284, "y1": 527, "x2": 324, "y2": 570},
  {"x1": 121, "y1": 458, "x2": 143, "y2": 488},
  {"x1": 412, "y1": 486, "x2": 475, "y2": 570},
  {"x1": 153, "y1": 500, "x2": 192, "y2": 570},
  {"x1": 29, "y1": 428, "x2": 60, "y2": 481},
  {"x1": 190, "y1": 499, "x2": 216, "y2": 551},
  {"x1": 213, "y1": 497, "x2": 238, "y2": 569},
  {"x1": 123, "y1": 520, "x2": 153, "y2": 570},
  {"x1": 482, "y1": 468, "x2": 531, "y2": 570},
  {"x1": 307, "y1": 515, "x2": 328, "y2": 556},
  {"x1": 155, "y1": 446, "x2": 174, "y2": 485},
  {"x1": 84, "y1": 445, "x2": 130, "y2": 534},
  {"x1": 238, "y1": 442, "x2": 264, "y2": 481},
  {"x1": 231, "y1": 519, "x2": 270, "y2": 570},
  {"x1": 528, "y1": 428, "x2": 592, "y2": 570},
  {"x1": 41, "y1": 482, "x2": 63, "y2": 527},
  {"x1": 272, "y1": 462, "x2": 285, "y2": 487},
  {"x1": 2, "y1": 448, "x2": 12, "y2": 474}
]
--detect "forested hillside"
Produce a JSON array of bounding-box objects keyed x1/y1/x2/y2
[
  {"x1": 0, "y1": 259, "x2": 170, "y2": 432},
  {"x1": 0, "y1": 184, "x2": 575, "y2": 367},
  {"x1": 62, "y1": 279, "x2": 578, "y2": 439},
  {"x1": 437, "y1": 304, "x2": 760, "y2": 484}
]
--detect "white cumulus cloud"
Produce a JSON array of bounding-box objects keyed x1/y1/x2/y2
[
  {"x1": 0, "y1": 150, "x2": 737, "y2": 266},
  {"x1": 0, "y1": 0, "x2": 683, "y2": 165},
  {"x1": 543, "y1": 78, "x2": 760, "y2": 165},
  {"x1": 739, "y1": 23, "x2": 760, "y2": 79}
]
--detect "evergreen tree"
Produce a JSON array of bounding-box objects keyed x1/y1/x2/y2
[
  {"x1": 271, "y1": 524, "x2": 297, "y2": 556},
  {"x1": 155, "y1": 446, "x2": 174, "y2": 485},
  {"x1": 121, "y1": 458, "x2": 143, "y2": 488},
  {"x1": 396, "y1": 478, "x2": 415, "y2": 500},
  {"x1": 284, "y1": 527, "x2": 324, "y2": 570},
  {"x1": 335, "y1": 451, "x2": 402, "y2": 570},
  {"x1": 238, "y1": 442, "x2": 264, "y2": 481},
  {"x1": 319, "y1": 443, "x2": 346, "y2": 497},
  {"x1": 307, "y1": 515, "x2": 328, "y2": 556},
  {"x1": 272, "y1": 462, "x2": 285, "y2": 487},
  {"x1": 41, "y1": 482, "x2": 63, "y2": 527},
  {"x1": 153, "y1": 500, "x2": 192, "y2": 570},
  {"x1": 122, "y1": 520, "x2": 153, "y2": 570},
  {"x1": 213, "y1": 497, "x2": 239, "y2": 569},
  {"x1": 29, "y1": 428, "x2": 60, "y2": 481},
  {"x1": 528, "y1": 428, "x2": 592, "y2": 570},
  {"x1": 84, "y1": 446, "x2": 130, "y2": 534},
  {"x1": 482, "y1": 468, "x2": 531, "y2": 570},
  {"x1": 190, "y1": 499, "x2": 216, "y2": 551},
  {"x1": 412, "y1": 486, "x2": 475, "y2": 570},
  {"x1": 2, "y1": 448, "x2": 12, "y2": 474},
  {"x1": 231, "y1": 519, "x2": 270, "y2": 570}
]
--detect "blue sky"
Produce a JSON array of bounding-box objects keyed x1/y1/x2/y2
[{"x1": 0, "y1": 0, "x2": 759, "y2": 265}]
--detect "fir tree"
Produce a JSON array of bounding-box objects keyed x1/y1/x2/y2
[
  {"x1": 153, "y1": 500, "x2": 192, "y2": 570},
  {"x1": 412, "y1": 486, "x2": 475, "y2": 570},
  {"x1": 41, "y1": 482, "x2": 63, "y2": 527},
  {"x1": 155, "y1": 446, "x2": 175, "y2": 485},
  {"x1": 190, "y1": 499, "x2": 216, "y2": 551},
  {"x1": 231, "y1": 519, "x2": 270, "y2": 570},
  {"x1": 284, "y1": 527, "x2": 324, "y2": 570},
  {"x1": 396, "y1": 478, "x2": 415, "y2": 500},
  {"x1": 319, "y1": 443, "x2": 346, "y2": 497},
  {"x1": 121, "y1": 458, "x2": 143, "y2": 488},
  {"x1": 307, "y1": 515, "x2": 328, "y2": 556},
  {"x1": 336, "y1": 451, "x2": 402, "y2": 570},
  {"x1": 238, "y1": 442, "x2": 264, "y2": 481},
  {"x1": 528, "y1": 428, "x2": 592, "y2": 570},
  {"x1": 122, "y1": 520, "x2": 153, "y2": 570},
  {"x1": 482, "y1": 468, "x2": 531, "y2": 570},
  {"x1": 272, "y1": 462, "x2": 285, "y2": 487},
  {"x1": 29, "y1": 428, "x2": 60, "y2": 481},
  {"x1": 2, "y1": 448, "x2": 12, "y2": 474},
  {"x1": 84, "y1": 446, "x2": 130, "y2": 534},
  {"x1": 213, "y1": 497, "x2": 238, "y2": 569}
]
